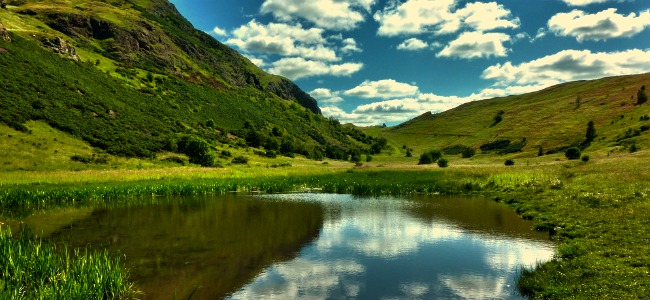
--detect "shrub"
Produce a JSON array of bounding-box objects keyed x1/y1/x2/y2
[
  {"x1": 630, "y1": 144, "x2": 639, "y2": 153},
  {"x1": 585, "y1": 121, "x2": 596, "y2": 144},
  {"x1": 637, "y1": 85, "x2": 647, "y2": 105},
  {"x1": 504, "y1": 159, "x2": 515, "y2": 166},
  {"x1": 405, "y1": 148, "x2": 412, "y2": 157},
  {"x1": 418, "y1": 150, "x2": 442, "y2": 165},
  {"x1": 71, "y1": 154, "x2": 92, "y2": 164},
  {"x1": 537, "y1": 146, "x2": 544, "y2": 157},
  {"x1": 366, "y1": 155, "x2": 373, "y2": 162},
  {"x1": 565, "y1": 147, "x2": 581, "y2": 160},
  {"x1": 581, "y1": 155, "x2": 590, "y2": 162},
  {"x1": 231, "y1": 155, "x2": 249, "y2": 164},
  {"x1": 437, "y1": 157, "x2": 449, "y2": 168},
  {"x1": 177, "y1": 136, "x2": 216, "y2": 167},
  {"x1": 461, "y1": 147, "x2": 475, "y2": 158}
]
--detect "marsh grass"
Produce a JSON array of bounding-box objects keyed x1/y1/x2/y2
[{"x1": 0, "y1": 226, "x2": 139, "y2": 299}]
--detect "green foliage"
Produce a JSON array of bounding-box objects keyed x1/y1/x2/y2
[
  {"x1": 177, "y1": 136, "x2": 215, "y2": 167},
  {"x1": 490, "y1": 110, "x2": 504, "y2": 127},
  {"x1": 0, "y1": 227, "x2": 138, "y2": 299},
  {"x1": 537, "y1": 146, "x2": 544, "y2": 157},
  {"x1": 637, "y1": 85, "x2": 647, "y2": 105},
  {"x1": 581, "y1": 155, "x2": 590, "y2": 162},
  {"x1": 405, "y1": 148, "x2": 412, "y2": 157},
  {"x1": 418, "y1": 150, "x2": 442, "y2": 165},
  {"x1": 231, "y1": 155, "x2": 249, "y2": 164},
  {"x1": 437, "y1": 157, "x2": 449, "y2": 168},
  {"x1": 504, "y1": 159, "x2": 515, "y2": 166},
  {"x1": 442, "y1": 144, "x2": 475, "y2": 158},
  {"x1": 585, "y1": 120, "x2": 596, "y2": 144},
  {"x1": 480, "y1": 138, "x2": 527, "y2": 155},
  {"x1": 629, "y1": 144, "x2": 639, "y2": 153},
  {"x1": 366, "y1": 155, "x2": 373, "y2": 162},
  {"x1": 565, "y1": 147, "x2": 581, "y2": 160}
]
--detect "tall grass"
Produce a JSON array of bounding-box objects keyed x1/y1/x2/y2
[{"x1": 0, "y1": 226, "x2": 139, "y2": 299}]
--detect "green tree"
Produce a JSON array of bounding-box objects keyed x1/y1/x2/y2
[
  {"x1": 405, "y1": 148, "x2": 412, "y2": 157},
  {"x1": 585, "y1": 121, "x2": 596, "y2": 144},
  {"x1": 418, "y1": 150, "x2": 442, "y2": 165},
  {"x1": 437, "y1": 157, "x2": 449, "y2": 168},
  {"x1": 177, "y1": 136, "x2": 216, "y2": 167},
  {"x1": 565, "y1": 147, "x2": 581, "y2": 160},
  {"x1": 637, "y1": 85, "x2": 648, "y2": 105}
]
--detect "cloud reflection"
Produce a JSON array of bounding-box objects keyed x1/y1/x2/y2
[{"x1": 232, "y1": 194, "x2": 554, "y2": 299}]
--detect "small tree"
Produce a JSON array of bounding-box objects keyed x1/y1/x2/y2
[
  {"x1": 537, "y1": 146, "x2": 544, "y2": 157},
  {"x1": 418, "y1": 150, "x2": 442, "y2": 165},
  {"x1": 366, "y1": 155, "x2": 373, "y2": 162},
  {"x1": 585, "y1": 121, "x2": 596, "y2": 144},
  {"x1": 461, "y1": 147, "x2": 475, "y2": 158},
  {"x1": 565, "y1": 147, "x2": 581, "y2": 160},
  {"x1": 637, "y1": 85, "x2": 648, "y2": 105},
  {"x1": 177, "y1": 136, "x2": 216, "y2": 167},
  {"x1": 405, "y1": 148, "x2": 412, "y2": 157},
  {"x1": 437, "y1": 157, "x2": 449, "y2": 168},
  {"x1": 504, "y1": 159, "x2": 515, "y2": 166}
]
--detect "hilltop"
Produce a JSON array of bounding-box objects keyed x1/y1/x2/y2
[
  {"x1": 0, "y1": 0, "x2": 376, "y2": 169},
  {"x1": 365, "y1": 73, "x2": 650, "y2": 159}
]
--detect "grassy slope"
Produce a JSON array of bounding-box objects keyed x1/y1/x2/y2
[{"x1": 364, "y1": 73, "x2": 650, "y2": 157}]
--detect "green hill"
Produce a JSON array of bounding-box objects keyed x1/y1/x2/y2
[
  {"x1": 0, "y1": 0, "x2": 375, "y2": 167},
  {"x1": 365, "y1": 73, "x2": 650, "y2": 158}
]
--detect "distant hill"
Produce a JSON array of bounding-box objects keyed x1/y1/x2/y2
[
  {"x1": 0, "y1": 0, "x2": 374, "y2": 162},
  {"x1": 365, "y1": 73, "x2": 650, "y2": 157}
]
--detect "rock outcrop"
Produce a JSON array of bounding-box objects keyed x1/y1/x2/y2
[
  {"x1": 42, "y1": 37, "x2": 80, "y2": 61},
  {"x1": 0, "y1": 21, "x2": 10, "y2": 42}
]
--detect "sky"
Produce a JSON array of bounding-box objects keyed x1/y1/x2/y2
[{"x1": 168, "y1": 0, "x2": 650, "y2": 126}]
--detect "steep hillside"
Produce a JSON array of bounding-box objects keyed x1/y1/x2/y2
[
  {"x1": 365, "y1": 73, "x2": 650, "y2": 157},
  {"x1": 0, "y1": 0, "x2": 375, "y2": 164}
]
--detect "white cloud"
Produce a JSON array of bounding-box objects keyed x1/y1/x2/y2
[
  {"x1": 344, "y1": 79, "x2": 419, "y2": 99},
  {"x1": 310, "y1": 88, "x2": 344, "y2": 104},
  {"x1": 341, "y1": 38, "x2": 362, "y2": 53},
  {"x1": 374, "y1": 0, "x2": 519, "y2": 36},
  {"x1": 482, "y1": 49, "x2": 650, "y2": 87},
  {"x1": 227, "y1": 20, "x2": 339, "y2": 62},
  {"x1": 548, "y1": 8, "x2": 650, "y2": 42},
  {"x1": 561, "y1": 0, "x2": 610, "y2": 6},
  {"x1": 455, "y1": 2, "x2": 520, "y2": 32},
  {"x1": 212, "y1": 26, "x2": 227, "y2": 36},
  {"x1": 268, "y1": 57, "x2": 363, "y2": 80},
  {"x1": 437, "y1": 32, "x2": 511, "y2": 59},
  {"x1": 397, "y1": 38, "x2": 429, "y2": 51},
  {"x1": 260, "y1": 0, "x2": 376, "y2": 31}
]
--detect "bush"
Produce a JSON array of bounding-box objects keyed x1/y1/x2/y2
[
  {"x1": 71, "y1": 154, "x2": 92, "y2": 164},
  {"x1": 418, "y1": 150, "x2": 442, "y2": 165},
  {"x1": 581, "y1": 155, "x2": 590, "y2": 162},
  {"x1": 231, "y1": 155, "x2": 249, "y2": 164},
  {"x1": 630, "y1": 144, "x2": 639, "y2": 153},
  {"x1": 504, "y1": 159, "x2": 515, "y2": 166},
  {"x1": 437, "y1": 157, "x2": 449, "y2": 168},
  {"x1": 461, "y1": 147, "x2": 475, "y2": 158},
  {"x1": 177, "y1": 136, "x2": 216, "y2": 167},
  {"x1": 405, "y1": 148, "x2": 412, "y2": 157},
  {"x1": 366, "y1": 155, "x2": 373, "y2": 162},
  {"x1": 565, "y1": 147, "x2": 581, "y2": 160}
]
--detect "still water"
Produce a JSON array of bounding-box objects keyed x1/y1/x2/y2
[{"x1": 26, "y1": 193, "x2": 554, "y2": 299}]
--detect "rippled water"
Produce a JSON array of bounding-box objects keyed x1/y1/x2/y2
[{"x1": 20, "y1": 193, "x2": 554, "y2": 299}]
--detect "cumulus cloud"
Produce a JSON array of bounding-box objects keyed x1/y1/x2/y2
[
  {"x1": 341, "y1": 38, "x2": 362, "y2": 53},
  {"x1": 397, "y1": 38, "x2": 429, "y2": 51},
  {"x1": 227, "y1": 21, "x2": 339, "y2": 61},
  {"x1": 269, "y1": 57, "x2": 363, "y2": 80},
  {"x1": 548, "y1": 8, "x2": 650, "y2": 42},
  {"x1": 310, "y1": 88, "x2": 344, "y2": 104},
  {"x1": 561, "y1": 0, "x2": 610, "y2": 6},
  {"x1": 437, "y1": 32, "x2": 511, "y2": 59},
  {"x1": 344, "y1": 79, "x2": 419, "y2": 99},
  {"x1": 260, "y1": 0, "x2": 376, "y2": 31},
  {"x1": 374, "y1": 0, "x2": 519, "y2": 36},
  {"x1": 482, "y1": 49, "x2": 650, "y2": 87},
  {"x1": 212, "y1": 26, "x2": 227, "y2": 36}
]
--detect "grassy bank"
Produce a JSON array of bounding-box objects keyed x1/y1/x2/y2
[
  {"x1": 0, "y1": 226, "x2": 139, "y2": 299},
  {"x1": 1, "y1": 152, "x2": 649, "y2": 298}
]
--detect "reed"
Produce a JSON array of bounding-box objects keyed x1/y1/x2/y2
[{"x1": 0, "y1": 226, "x2": 139, "y2": 299}]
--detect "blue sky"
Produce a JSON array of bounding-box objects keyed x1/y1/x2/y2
[{"x1": 168, "y1": 0, "x2": 650, "y2": 126}]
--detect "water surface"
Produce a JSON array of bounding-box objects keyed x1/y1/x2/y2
[{"x1": 19, "y1": 193, "x2": 553, "y2": 299}]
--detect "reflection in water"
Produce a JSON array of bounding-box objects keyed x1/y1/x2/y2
[
  {"x1": 40, "y1": 195, "x2": 324, "y2": 300},
  {"x1": 230, "y1": 194, "x2": 554, "y2": 299}
]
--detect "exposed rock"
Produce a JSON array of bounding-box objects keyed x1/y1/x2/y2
[
  {"x1": 42, "y1": 37, "x2": 80, "y2": 61},
  {"x1": 0, "y1": 22, "x2": 10, "y2": 42},
  {"x1": 267, "y1": 79, "x2": 321, "y2": 114}
]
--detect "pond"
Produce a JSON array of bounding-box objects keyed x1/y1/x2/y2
[{"x1": 19, "y1": 193, "x2": 554, "y2": 299}]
